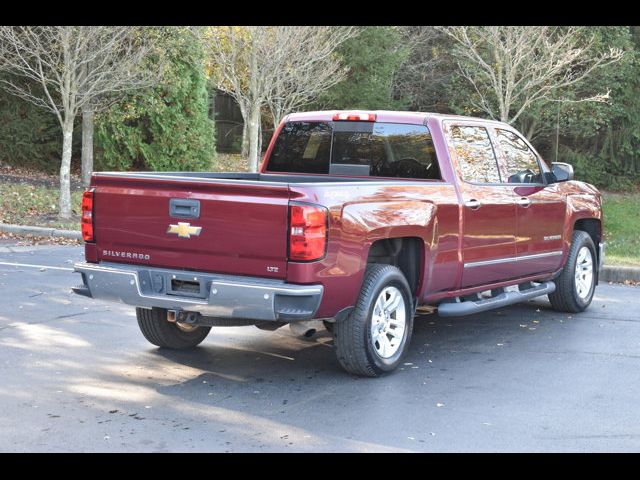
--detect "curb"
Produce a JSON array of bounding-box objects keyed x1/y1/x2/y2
[
  {"x1": 600, "y1": 265, "x2": 640, "y2": 283},
  {"x1": 0, "y1": 223, "x2": 81, "y2": 240}
]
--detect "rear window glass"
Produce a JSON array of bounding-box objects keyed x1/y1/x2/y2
[{"x1": 266, "y1": 121, "x2": 441, "y2": 180}]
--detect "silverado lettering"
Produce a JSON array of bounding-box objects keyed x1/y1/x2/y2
[
  {"x1": 102, "y1": 250, "x2": 151, "y2": 260},
  {"x1": 74, "y1": 110, "x2": 604, "y2": 377}
]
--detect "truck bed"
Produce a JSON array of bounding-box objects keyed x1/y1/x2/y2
[{"x1": 94, "y1": 171, "x2": 393, "y2": 185}]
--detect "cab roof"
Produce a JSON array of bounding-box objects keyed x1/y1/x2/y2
[{"x1": 284, "y1": 110, "x2": 508, "y2": 127}]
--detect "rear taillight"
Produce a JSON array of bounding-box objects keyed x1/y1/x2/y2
[
  {"x1": 333, "y1": 112, "x2": 376, "y2": 122},
  {"x1": 289, "y1": 203, "x2": 328, "y2": 262},
  {"x1": 81, "y1": 189, "x2": 95, "y2": 242}
]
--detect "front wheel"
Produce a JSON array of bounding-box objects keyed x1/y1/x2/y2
[
  {"x1": 334, "y1": 264, "x2": 414, "y2": 377},
  {"x1": 548, "y1": 230, "x2": 597, "y2": 313},
  {"x1": 136, "y1": 307, "x2": 211, "y2": 349}
]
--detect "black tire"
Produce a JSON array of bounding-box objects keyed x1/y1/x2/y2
[
  {"x1": 323, "y1": 320, "x2": 334, "y2": 333},
  {"x1": 548, "y1": 230, "x2": 597, "y2": 313},
  {"x1": 136, "y1": 307, "x2": 211, "y2": 349},
  {"x1": 334, "y1": 264, "x2": 414, "y2": 377}
]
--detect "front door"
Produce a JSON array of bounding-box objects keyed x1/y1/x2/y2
[
  {"x1": 444, "y1": 123, "x2": 518, "y2": 288},
  {"x1": 491, "y1": 127, "x2": 566, "y2": 276}
]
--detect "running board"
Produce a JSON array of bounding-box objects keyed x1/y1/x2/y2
[{"x1": 437, "y1": 281, "x2": 556, "y2": 317}]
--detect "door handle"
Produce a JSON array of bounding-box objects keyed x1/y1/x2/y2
[
  {"x1": 464, "y1": 199, "x2": 481, "y2": 210},
  {"x1": 516, "y1": 197, "x2": 531, "y2": 207}
]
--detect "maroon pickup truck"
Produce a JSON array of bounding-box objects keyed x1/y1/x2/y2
[{"x1": 73, "y1": 110, "x2": 604, "y2": 377}]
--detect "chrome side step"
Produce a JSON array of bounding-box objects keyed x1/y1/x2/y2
[{"x1": 437, "y1": 281, "x2": 556, "y2": 317}]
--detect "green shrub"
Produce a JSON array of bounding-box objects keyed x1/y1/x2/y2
[
  {"x1": 0, "y1": 79, "x2": 81, "y2": 173},
  {"x1": 317, "y1": 26, "x2": 409, "y2": 110},
  {"x1": 96, "y1": 28, "x2": 215, "y2": 172}
]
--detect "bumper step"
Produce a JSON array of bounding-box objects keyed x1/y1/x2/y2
[
  {"x1": 72, "y1": 262, "x2": 323, "y2": 322},
  {"x1": 437, "y1": 281, "x2": 556, "y2": 317}
]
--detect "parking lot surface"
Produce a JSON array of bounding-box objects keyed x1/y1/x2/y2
[{"x1": 1, "y1": 245, "x2": 639, "y2": 452}]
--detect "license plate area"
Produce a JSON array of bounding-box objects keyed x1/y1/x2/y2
[{"x1": 166, "y1": 274, "x2": 207, "y2": 299}]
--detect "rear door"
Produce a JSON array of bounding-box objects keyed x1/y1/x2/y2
[
  {"x1": 444, "y1": 123, "x2": 518, "y2": 288},
  {"x1": 491, "y1": 127, "x2": 566, "y2": 276},
  {"x1": 93, "y1": 175, "x2": 290, "y2": 279}
]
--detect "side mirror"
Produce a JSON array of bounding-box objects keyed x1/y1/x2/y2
[{"x1": 551, "y1": 162, "x2": 574, "y2": 182}]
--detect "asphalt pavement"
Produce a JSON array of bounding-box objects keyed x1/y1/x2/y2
[{"x1": 1, "y1": 244, "x2": 639, "y2": 452}]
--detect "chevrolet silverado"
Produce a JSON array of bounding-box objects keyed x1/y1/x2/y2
[{"x1": 73, "y1": 110, "x2": 604, "y2": 377}]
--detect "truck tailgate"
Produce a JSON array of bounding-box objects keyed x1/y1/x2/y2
[{"x1": 92, "y1": 175, "x2": 290, "y2": 279}]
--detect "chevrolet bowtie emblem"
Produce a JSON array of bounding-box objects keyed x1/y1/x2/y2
[{"x1": 167, "y1": 222, "x2": 202, "y2": 238}]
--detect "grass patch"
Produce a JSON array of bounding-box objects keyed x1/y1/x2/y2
[
  {"x1": 602, "y1": 192, "x2": 640, "y2": 267},
  {"x1": 210, "y1": 153, "x2": 249, "y2": 172},
  {"x1": 0, "y1": 156, "x2": 251, "y2": 231},
  {"x1": 0, "y1": 182, "x2": 83, "y2": 230}
]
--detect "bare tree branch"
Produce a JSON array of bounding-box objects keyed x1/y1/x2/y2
[
  {"x1": 204, "y1": 26, "x2": 357, "y2": 171},
  {"x1": 0, "y1": 26, "x2": 163, "y2": 216},
  {"x1": 437, "y1": 26, "x2": 624, "y2": 125}
]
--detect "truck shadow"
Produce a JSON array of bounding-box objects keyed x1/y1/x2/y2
[
  {"x1": 151, "y1": 295, "x2": 565, "y2": 387},
  {"x1": 142, "y1": 296, "x2": 580, "y2": 451}
]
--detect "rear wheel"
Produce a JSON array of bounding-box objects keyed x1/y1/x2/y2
[
  {"x1": 136, "y1": 307, "x2": 211, "y2": 349},
  {"x1": 334, "y1": 264, "x2": 414, "y2": 377},
  {"x1": 548, "y1": 230, "x2": 597, "y2": 313}
]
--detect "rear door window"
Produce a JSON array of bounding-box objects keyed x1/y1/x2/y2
[
  {"x1": 447, "y1": 125, "x2": 501, "y2": 184},
  {"x1": 266, "y1": 121, "x2": 441, "y2": 180}
]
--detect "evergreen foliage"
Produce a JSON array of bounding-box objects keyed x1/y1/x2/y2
[
  {"x1": 0, "y1": 79, "x2": 79, "y2": 172},
  {"x1": 95, "y1": 28, "x2": 215, "y2": 172},
  {"x1": 318, "y1": 27, "x2": 409, "y2": 110}
]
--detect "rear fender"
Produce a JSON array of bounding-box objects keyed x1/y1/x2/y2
[{"x1": 342, "y1": 200, "x2": 437, "y2": 295}]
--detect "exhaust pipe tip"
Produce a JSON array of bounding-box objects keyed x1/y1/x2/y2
[{"x1": 289, "y1": 320, "x2": 323, "y2": 338}]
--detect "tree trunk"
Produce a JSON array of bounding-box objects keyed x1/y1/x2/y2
[
  {"x1": 247, "y1": 40, "x2": 260, "y2": 172},
  {"x1": 59, "y1": 120, "x2": 74, "y2": 219},
  {"x1": 241, "y1": 120, "x2": 249, "y2": 159},
  {"x1": 81, "y1": 107, "x2": 94, "y2": 187},
  {"x1": 257, "y1": 116, "x2": 263, "y2": 165},
  {"x1": 247, "y1": 104, "x2": 261, "y2": 172}
]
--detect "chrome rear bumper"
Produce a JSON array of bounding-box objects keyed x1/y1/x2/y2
[{"x1": 73, "y1": 262, "x2": 323, "y2": 322}]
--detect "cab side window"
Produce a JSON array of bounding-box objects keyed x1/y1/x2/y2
[
  {"x1": 448, "y1": 125, "x2": 501, "y2": 183},
  {"x1": 495, "y1": 128, "x2": 543, "y2": 184}
]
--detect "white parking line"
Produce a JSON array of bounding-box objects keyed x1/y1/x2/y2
[{"x1": 0, "y1": 261, "x2": 74, "y2": 272}]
